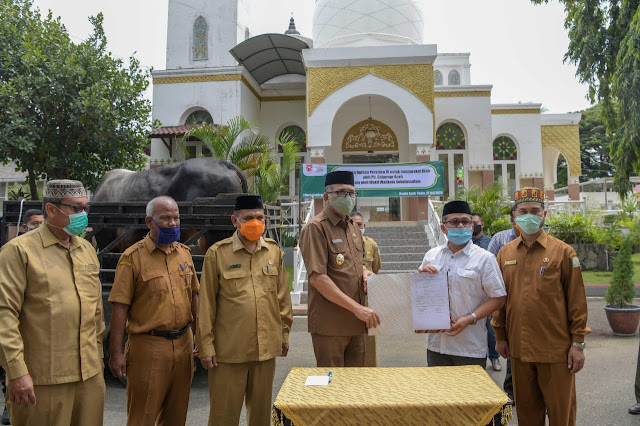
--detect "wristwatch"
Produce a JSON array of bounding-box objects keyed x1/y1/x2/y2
[
  {"x1": 469, "y1": 312, "x2": 478, "y2": 325},
  {"x1": 571, "y1": 342, "x2": 586, "y2": 351}
]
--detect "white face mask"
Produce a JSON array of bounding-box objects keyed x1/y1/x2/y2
[{"x1": 360, "y1": 227, "x2": 365, "y2": 235}]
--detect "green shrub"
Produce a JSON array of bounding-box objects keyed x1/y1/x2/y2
[
  {"x1": 546, "y1": 214, "x2": 597, "y2": 244},
  {"x1": 596, "y1": 224, "x2": 623, "y2": 251},
  {"x1": 461, "y1": 182, "x2": 511, "y2": 237},
  {"x1": 605, "y1": 236, "x2": 635, "y2": 307},
  {"x1": 486, "y1": 215, "x2": 513, "y2": 236},
  {"x1": 281, "y1": 232, "x2": 298, "y2": 248}
]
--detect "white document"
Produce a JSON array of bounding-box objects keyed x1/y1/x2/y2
[
  {"x1": 367, "y1": 273, "x2": 413, "y2": 336},
  {"x1": 410, "y1": 272, "x2": 451, "y2": 331},
  {"x1": 305, "y1": 376, "x2": 330, "y2": 386}
]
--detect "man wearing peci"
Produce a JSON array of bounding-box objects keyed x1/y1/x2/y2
[
  {"x1": 418, "y1": 200, "x2": 506, "y2": 368},
  {"x1": 299, "y1": 171, "x2": 380, "y2": 367}
]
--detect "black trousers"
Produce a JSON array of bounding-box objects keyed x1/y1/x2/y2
[
  {"x1": 427, "y1": 349, "x2": 486, "y2": 368},
  {"x1": 635, "y1": 341, "x2": 640, "y2": 402}
]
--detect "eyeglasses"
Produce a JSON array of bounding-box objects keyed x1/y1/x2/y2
[
  {"x1": 327, "y1": 190, "x2": 358, "y2": 198},
  {"x1": 443, "y1": 218, "x2": 472, "y2": 227},
  {"x1": 58, "y1": 203, "x2": 90, "y2": 214}
]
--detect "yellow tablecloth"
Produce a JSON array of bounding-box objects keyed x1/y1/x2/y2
[{"x1": 273, "y1": 366, "x2": 511, "y2": 426}]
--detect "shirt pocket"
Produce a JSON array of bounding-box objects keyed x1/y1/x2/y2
[
  {"x1": 141, "y1": 269, "x2": 168, "y2": 295},
  {"x1": 262, "y1": 265, "x2": 279, "y2": 292},
  {"x1": 537, "y1": 266, "x2": 561, "y2": 295},
  {"x1": 221, "y1": 268, "x2": 247, "y2": 295},
  {"x1": 329, "y1": 242, "x2": 348, "y2": 268},
  {"x1": 456, "y1": 269, "x2": 483, "y2": 297},
  {"x1": 75, "y1": 263, "x2": 101, "y2": 304}
]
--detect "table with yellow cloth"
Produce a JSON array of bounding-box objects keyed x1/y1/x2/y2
[{"x1": 272, "y1": 366, "x2": 512, "y2": 426}]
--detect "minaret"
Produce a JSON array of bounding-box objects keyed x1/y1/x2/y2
[
  {"x1": 165, "y1": 0, "x2": 251, "y2": 69},
  {"x1": 285, "y1": 15, "x2": 301, "y2": 35}
]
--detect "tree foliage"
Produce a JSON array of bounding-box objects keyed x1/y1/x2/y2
[
  {"x1": 606, "y1": 235, "x2": 636, "y2": 307},
  {"x1": 183, "y1": 116, "x2": 270, "y2": 175},
  {"x1": 250, "y1": 132, "x2": 301, "y2": 203},
  {"x1": 532, "y1": 0, "x2": 640, "y2": 197},
  {"x1": 578, "y1": 102, "x2": 616, "y2": 181},
  {"x1": 0, "y1": 0, "x2": 155, "y2": 197}
]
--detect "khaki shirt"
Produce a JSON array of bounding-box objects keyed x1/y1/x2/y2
[
  {"x1": 363, "y1": 236, "x2": 382, "y2": 274},
  {"x1": 493, "y1": 231, "x2": 589, "y2": 363},
  {"x1": 0, "y1": 225, "x2": 105, "y2": 385},
  {"x1": 300, "y1": 205, "x2": 366, "y2": 336},
  {"x1": 196, "y1": 232, "x2": 293, "y2": 363},
  {"x1": 109, "y1": 235, "x2": 199, "y2": 334}
]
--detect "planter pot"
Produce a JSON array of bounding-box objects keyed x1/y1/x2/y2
[
  {"x1": 603, "y1": 304, "x2": 640, "y2": 336},
  {"x1": 283, "y1": 247, "x2": 294, "y2": 267}
]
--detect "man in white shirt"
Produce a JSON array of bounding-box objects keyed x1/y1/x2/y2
[{"x1": 418, "y1": 200, "x2": 506, "y2": 367}]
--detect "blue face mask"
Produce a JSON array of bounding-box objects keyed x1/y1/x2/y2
[
  {"x1": 152, "y1": 219, "x2": 180, "y2": 245},
  {"x1": 447, "y1": 227, "x2": 473, "y2": 245}
]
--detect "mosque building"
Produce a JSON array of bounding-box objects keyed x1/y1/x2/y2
[{"x1": 149, "y1": 0, "x2": 582, "y2": 222}]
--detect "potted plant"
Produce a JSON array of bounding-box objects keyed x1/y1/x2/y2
[{"x1": 603, "y1": 235, "x2": 640, "y2": 336}]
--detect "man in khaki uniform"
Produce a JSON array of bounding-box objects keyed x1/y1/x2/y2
[
  {"x1": 197, "y1": 195, "x2": 292, "y2": 426},
  {"x1": 351, "y1": 211, "x2": 381, "y2": 367},
  {"x1": 300, "y1": 171, "x2": 380, "y2": 368},
  {"x1": 494, "y1": 188, "x2": 589, "y2": 426},
  {"x1": 109, "y1": 196, "x2": 199, "y2": 426},
  {"x1": 0, "y1": 180, "x2": 105, "y2": 426}
]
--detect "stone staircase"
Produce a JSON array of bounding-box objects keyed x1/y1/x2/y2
[{"x1": 294, "y1": 221, "x2": 432, "y2": 307}]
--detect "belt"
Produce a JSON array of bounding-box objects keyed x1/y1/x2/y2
[{"x1": 143, "y1": 325, "x2": 189, "y2": 340}]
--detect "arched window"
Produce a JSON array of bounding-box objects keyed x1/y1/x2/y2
[
  {"x1": 193, "y1": 16, "x2": 208, "y2": 61},
  {"x1": 448, "y1": 69, "x2": 460, "y2": 85},
  {"x1": 493, "y1": 136, "x2": 519, "y2": 196},
  {"x1": 434, "y1": 70, "x2": 443, "y2": 86},
  {"x1": 185, "y1": 110, "x2": 213, "y2": 125},
  {"x1": 436, "y1": 122, "x2": 465, "y2": 150},
  {"x1": 436, "y1": 122, "x2": 466, "y2": 199},
  {"x1": 493, "y1": 136, "x2": 518, "y2": 160},
  {"x1": 278, "y1": 125, "x2": 307, "y2": 153}
]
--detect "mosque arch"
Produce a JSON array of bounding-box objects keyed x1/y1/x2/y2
[
  {"x1": 448, "y1": 69, "x2": 461, "y2": 86},
  {"x1": 434, "y1": 70, "x2": 443, "y2": 86},
  {"x1": 493, "y1": 135, "x2": 518, "y2": 160},
  {"x1": 307, "y1": 74, "x2": 432, "y2": 149},
  {"x1": 193, "y1": 16, "x2": 208, "y2": 61},
  {"x1": 493, "y1": 134, "x2": 520, "y2": 196},
  {"x1": 435, "y1": 121, "x2": 467, "y2": 199}
]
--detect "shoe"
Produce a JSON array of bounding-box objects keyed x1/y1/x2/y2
[
  {"x1": 2, "y1": 405, "x2": 9, "y2": 425},
  {"x1": 491, "y1": 358, "x2": 502, "y2": 371},
  {"x1": 629, "y1": 403, "x2": 640, "y2": 415}
]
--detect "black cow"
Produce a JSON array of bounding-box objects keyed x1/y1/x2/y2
[{"x1": 92, "y1": 158, "x2": 248, "y2": 251}]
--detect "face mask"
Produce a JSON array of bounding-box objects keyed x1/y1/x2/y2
[
  {"x1": 239, "y1": 219, "x2": 265, "y2": 241},
  {"x1": 515, "y1": 214, "x2": 544, "y2": 235},
  {"x1": 26, "y1": 225, "x2": 38, "y2": 232},
  {"x1": 152, "y1": 219, "x2": 180, "y2": 245},
  {"x1": 329, "y1": 194, "x2": 356, "y2": 216},
  {"x1": 360, "y1": 227, "x2": 365, "y2": 236},
  {"x1": 52, "y1": 205, "x2": 89, "y2": 236},
  {"x1": 447, "y1": 227, "x2": 473, "y2": 245},
  {"x1": 472, "y1": 224, "x2": 482, "y2": 237}
]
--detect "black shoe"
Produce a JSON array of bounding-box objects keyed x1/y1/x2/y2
[
  {"x1": 629, "y1": 403, "x2": 640, "y2": 415},
  {"x1": 2, "y1": 405, "x2": 9, "y2": 425}
]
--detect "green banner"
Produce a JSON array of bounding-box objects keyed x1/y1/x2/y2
[{"x1": 301, "y1": 162, "x2": 444, "y2": 198}]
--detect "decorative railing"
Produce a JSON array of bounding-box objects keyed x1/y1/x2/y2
[
  {"x1": 545, "y1": 200, "x2": 588, "y2": 217},
  {"x1": 279, "y1": 198, "x2": 313, "y2": 235},
  {"x1": 427, "y1": 198, "x2": 447, "y2": 246},
  {"x1": 292, "y1": 198, "x2": 314, "y2": 304}
]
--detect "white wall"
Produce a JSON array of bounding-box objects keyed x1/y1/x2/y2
[
  {"x1": 258, "y1": 101, "x2": 306, "y2": 149},
  {"x1": 433, "y1": 53, "x2": 471, "y2": 86},
  {"x1": 492, "y1": 113, "x2": 544, "y2": 177},
  {"x1": 433, "y1": 95, "x2": 493, "y2": 167},
  {"x1": 166, "y1": 0, "x2": 246, "y2": 69}
]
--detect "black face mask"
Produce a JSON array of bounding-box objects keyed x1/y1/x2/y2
[{"x1": 472, "y1": 224, "x2": 482, "y2": 237}]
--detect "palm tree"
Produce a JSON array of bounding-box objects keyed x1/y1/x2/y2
[
  {"x1": 250, "y1": 132, "x2": 301, "y2": 203},
  {"x1": 183, "y1": 116, "x2": 270, "y2": 174}
]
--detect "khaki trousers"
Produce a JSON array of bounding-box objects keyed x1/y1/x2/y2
[
  {"x1": 364, "y1": 335, "x2": 378, "y2": 367},
  {"x1": 511, "y1": 357, "x2": 576, "y2": 426},
  {"x1": 125, "y1": 329, "x2": 194, "y2": 426},
  {"x1": 311, "y1": 334, "x2": 365, "y2": 367},
  {"x1": 8, "y1": 372, "x2": 105, "y2": 426},
  {"x1": 207, "y1": 358, "x2": 276, "y2": 426}
]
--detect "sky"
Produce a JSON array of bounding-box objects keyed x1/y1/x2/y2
[{"x1": 31, "y1": 0, "x2": 591, "y2": 114}]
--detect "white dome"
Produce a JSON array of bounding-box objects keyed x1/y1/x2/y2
[{"x1": 313, "y1": 0, "x2": 425, "y2": 48}]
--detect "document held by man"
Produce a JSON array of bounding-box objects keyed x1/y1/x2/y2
[
  {"x1": 367, "y1": 272, "x2": 451, "y2": 335},
  {"x1": 410, "y1": 272, "x2": 451, "y2": 332}
]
